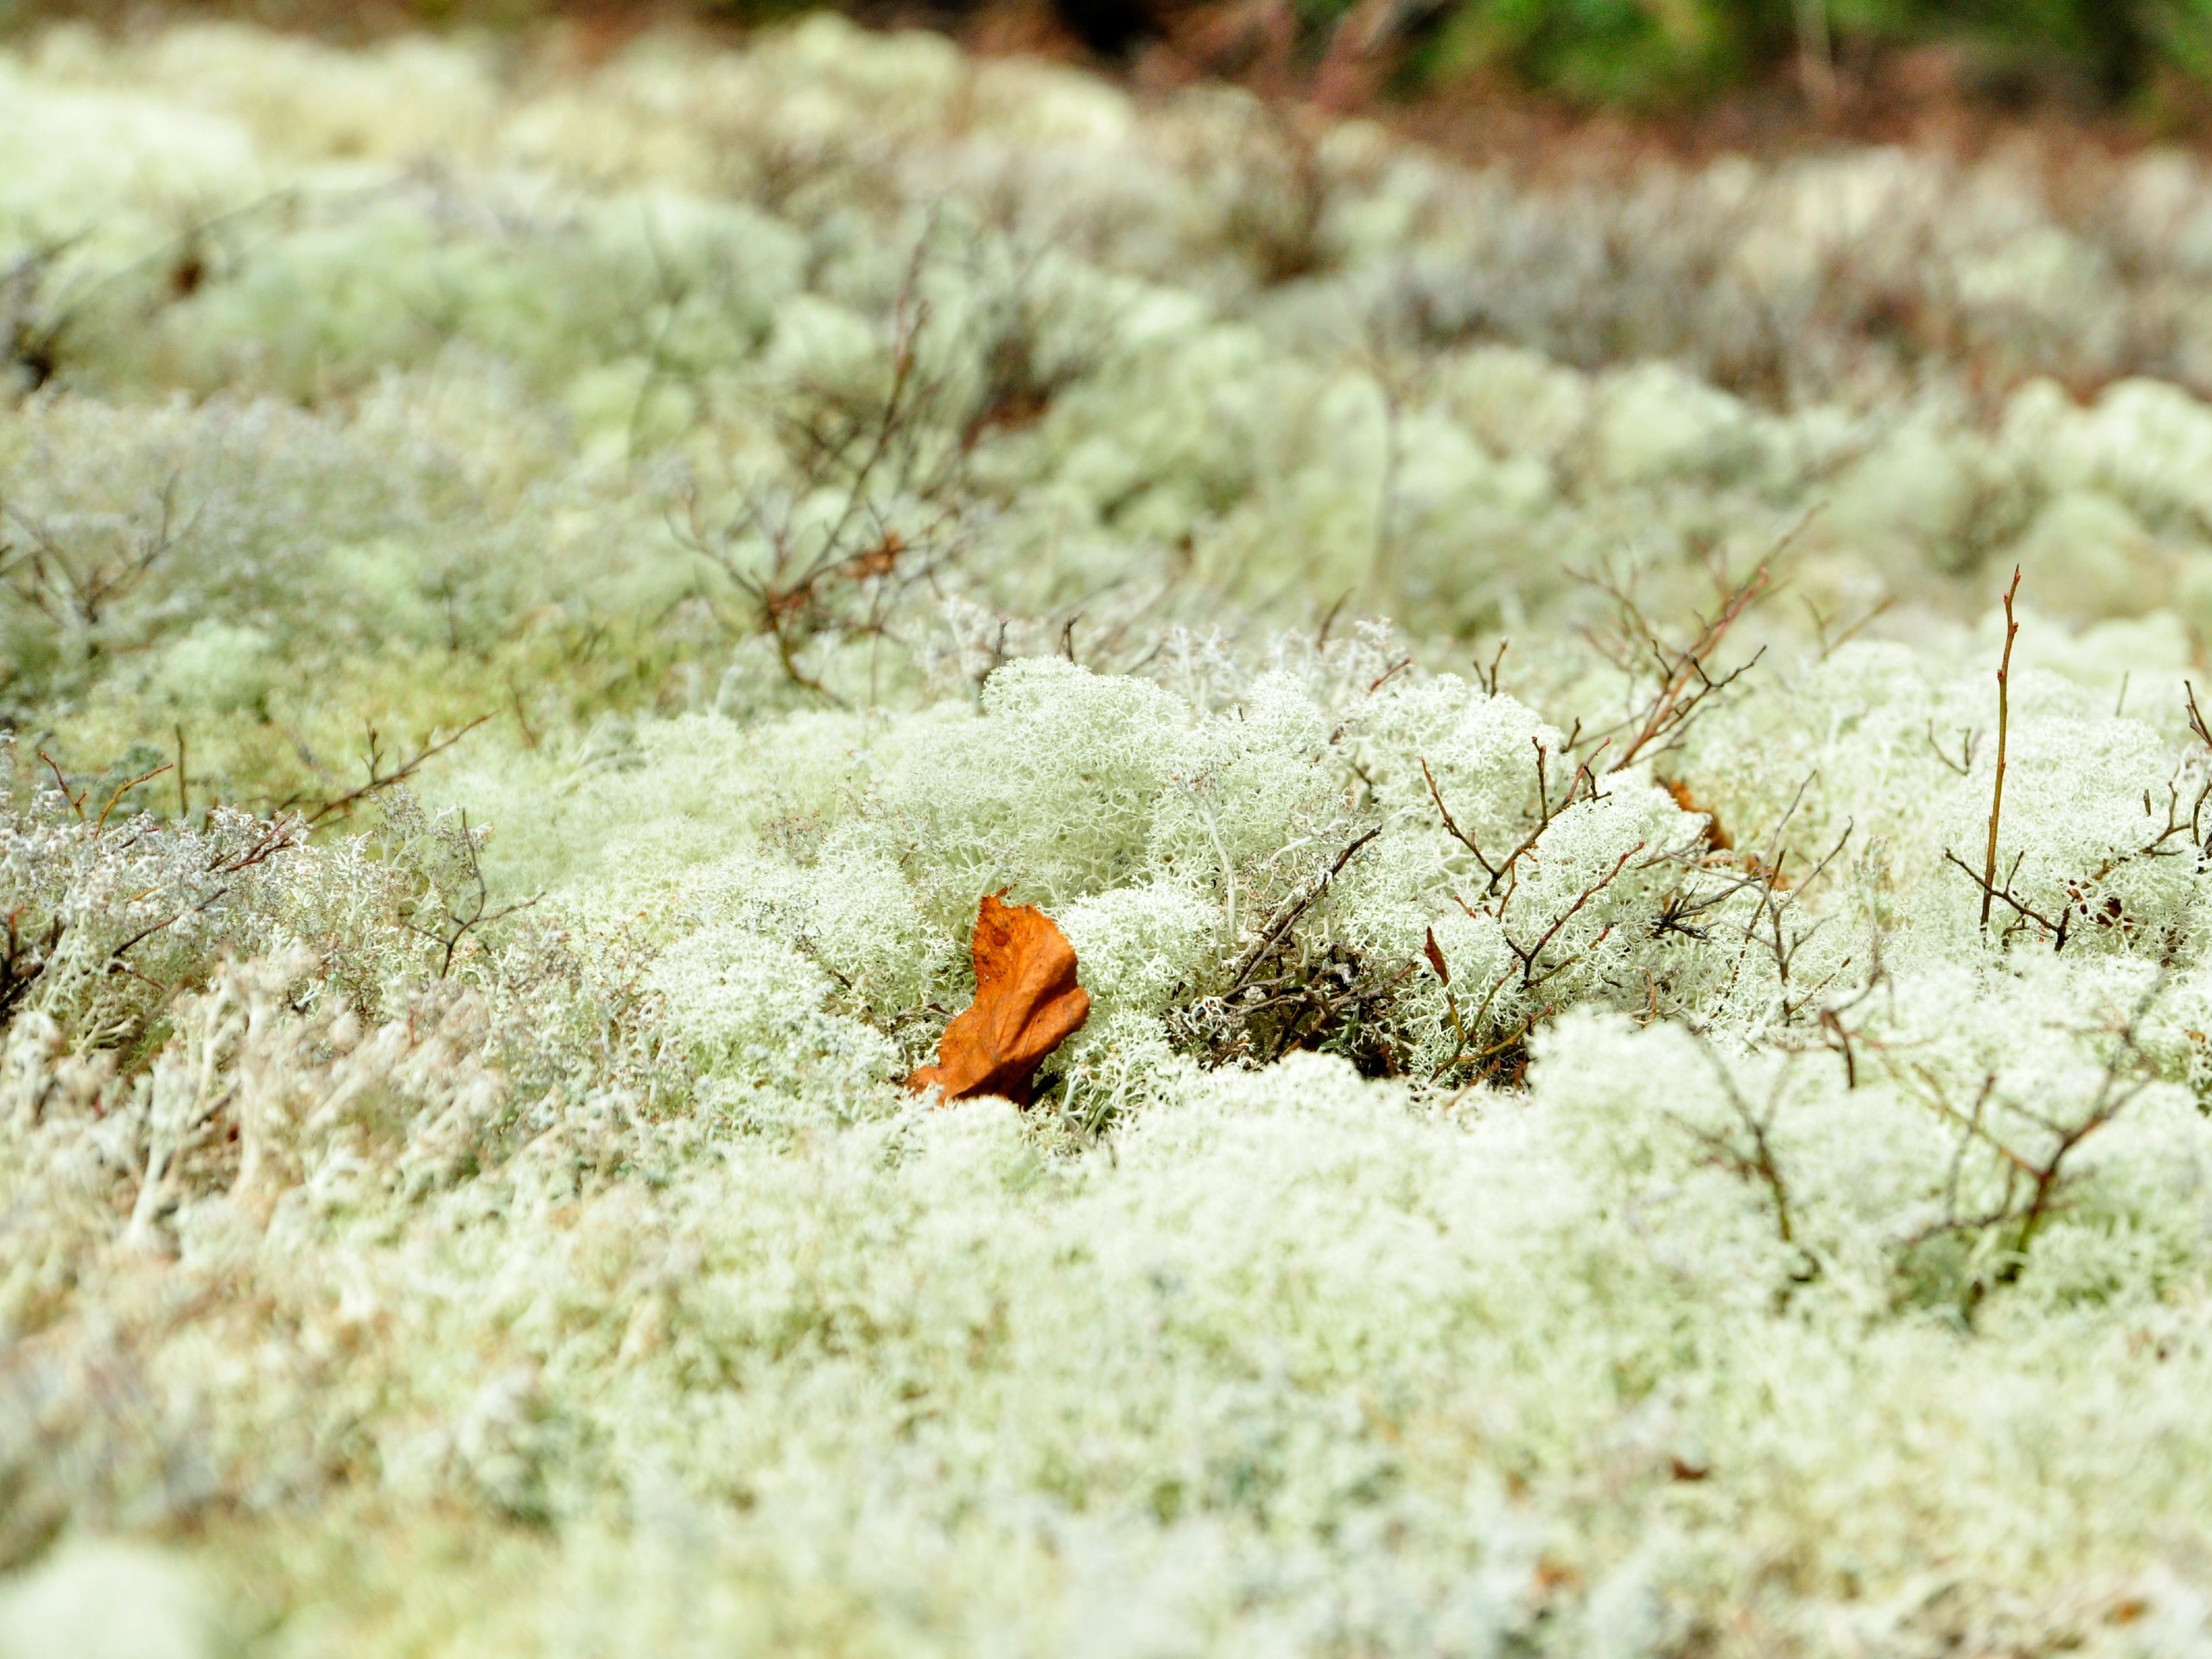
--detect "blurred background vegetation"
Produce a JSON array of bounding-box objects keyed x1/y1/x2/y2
[
  {"x1": 1410, "y1": 0, "x2": 2212, "y2": 111},
  {"x1": 3, "y1": 0, "x2": 2212, "y2": 118}
]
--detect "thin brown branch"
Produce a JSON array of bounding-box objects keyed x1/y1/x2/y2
[
  {"x1": 38, "y1": 750, "x2": 84, "y2": 822},
  {"x1": 94, "y1": 762, "x2": 173, "y2": 836},
  {"x1": 1226, "y1": 826, "x2": 1383, "y2": 995},
  {"x1": 1980, "y1": 567, "x2": 2022, "y2": 931},
  {"x1": 286, "y1": 715, "x2": 493, "y2": 830}
]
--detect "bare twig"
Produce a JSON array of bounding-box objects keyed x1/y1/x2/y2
[
  {"x1": 1474, "y1": 639, "x2": 1509, "y2": 697},
  {"x1": 93, "y1": 762, "x2": 174, "y2": 836},
  {"x1": 1422, "y1": 739, "x2": 1607, "y2": 902},
  {"x1": 38, "y1": 750, "x2": 84, "y2": 822},
  {"x1": 1926, "y1": 721, "x2": 1976, "y2": 778},
  {"x1": 1893, "y1": 984, "x2": 2160, "y2": 1299},
  {"x1": 2186, "y1": 679, "x2": 2212, "y2": 754},
  {"x1": 281, "y1": 715, "x2": 492, "y2": 830},
  {"x1": 1979, "y1": 568, "x2": 2022, "y2": 931},
  {"x1": 399, "y1": 810, "x2": 541, "y2": 979},
  {"x1": 1942, "y1": 848, "x2": 2069, "y2": 949},
  {"x1": 1500, "y1": 841, "x2": 1642, "y2": 988},
  {"x1": 1226, "y1": 826, "x2": 1383, "y2": 995},
  {"x1": 1573, "y1": 553, "x2": 1776, "y2": 774}
]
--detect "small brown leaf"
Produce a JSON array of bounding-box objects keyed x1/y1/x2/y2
[
  {"x1": 1661, "y1": 776, "x2": 1734, "y2": 853},
  {"x1": 907, "y1": 892, "x2": 1090, "y2": 1107},
  {"x1": 1423, "y1": 925, "x2": 1451, "y2": 987}
]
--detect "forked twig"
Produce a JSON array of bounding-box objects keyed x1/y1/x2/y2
[{"x1": 280, "y1": 715, "x2": 493, "y2": 829}]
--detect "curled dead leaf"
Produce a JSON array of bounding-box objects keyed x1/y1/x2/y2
[{"x1": 906, "y1": 892, "x2": 1090, "y2": 1107}]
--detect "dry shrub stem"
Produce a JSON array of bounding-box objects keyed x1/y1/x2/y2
[
  {"x1": 1980, "y1": 567, "x2": 2022, "y2": 931},
  {"x1": 1573, "y1": 548, "x2": 1778, "y2": 777},
  {"x1": 278, "y1": 715, "x2": 493, "y2": 830}
]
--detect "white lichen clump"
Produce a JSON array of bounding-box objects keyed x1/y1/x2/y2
[{"x1": 7, "y1": 15, "x2": 2212, "y2": 1658}]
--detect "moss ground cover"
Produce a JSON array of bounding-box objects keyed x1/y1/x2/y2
[{"x1": 11, "y1": 16, "x2": 2212, "y2": 1656}]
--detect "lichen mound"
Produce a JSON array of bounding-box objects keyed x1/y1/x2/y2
[{"x1": 7, "y1": 14, "x2": 2212, "y2": 1656}]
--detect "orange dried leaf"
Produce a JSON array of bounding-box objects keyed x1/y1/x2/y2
[{"x1": 907, "y1": 893, "x2": 1090, "y2": 1107}]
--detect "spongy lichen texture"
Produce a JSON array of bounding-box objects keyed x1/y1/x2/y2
[{"x1": 12, "y1": 16, "x2": 2212, "y2": 1658}]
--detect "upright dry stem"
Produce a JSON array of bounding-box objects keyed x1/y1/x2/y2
[{"x1": 1979, "y1": 569, "x2": 2022, "y2": 931}]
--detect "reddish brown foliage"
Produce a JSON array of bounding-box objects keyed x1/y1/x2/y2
[
  {"x1": 1423, "y1": 925, "x2": 1451, "y2": 985},
  {"x1": 907, "y1": 893, "x2": 1090, "y2": 1107}
]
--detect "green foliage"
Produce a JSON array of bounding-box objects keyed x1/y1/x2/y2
[
  {"x1": 1425, "y1": 0, "x2": 1752, "y2": 106},
  {"x1": 1416, "y1": 0, "x2": 2212, "y2": 107}
]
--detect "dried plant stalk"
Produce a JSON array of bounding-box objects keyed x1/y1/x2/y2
[{"x1": 1980, "y1": 568, "x2": 2022, "y2": 932}]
